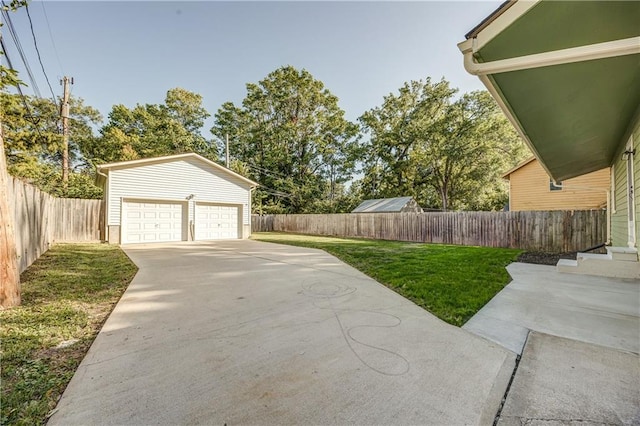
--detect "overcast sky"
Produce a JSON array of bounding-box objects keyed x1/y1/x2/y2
[{"x1": 2, "y1": 1, "x2": 502, "y2": 129}]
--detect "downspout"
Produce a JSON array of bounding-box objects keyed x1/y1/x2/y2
[
  {"x1": 96, "y1": 167, "x2": 109, "y2": 242},
  {"x1": 606, "y1": 189, "x2": 611, "y2": 246},
  {"x1": 249, "y1": 185, "x2": 257, "y2": 237},
  {"x1": 459, "y1": 36, "x2": 640, "y2": 76}
]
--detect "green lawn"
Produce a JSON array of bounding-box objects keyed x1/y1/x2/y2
[
  {"x1": 252, "y1": 232, "x2": 521, "y2": 327},
  {"x1": 0, "y1": 244, "x2": 137, "y2": 426}
]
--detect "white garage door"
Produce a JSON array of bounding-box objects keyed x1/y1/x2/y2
[
  {"x1": 122, "y1": 200, "x2": 184, "y2": 244},
  {"x1": 195, "y1": 204, "x2": 239, "y2": 240}
]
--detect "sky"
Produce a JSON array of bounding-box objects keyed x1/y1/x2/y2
[{"x1": 2, "y1": 1, "x2": 502, "y2": 131}]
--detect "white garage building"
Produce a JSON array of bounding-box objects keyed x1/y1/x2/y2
[{"x1": 96, "y1": 153, "x2": 258, "y2": 244}]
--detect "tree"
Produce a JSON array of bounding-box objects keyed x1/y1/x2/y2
[
  {"x1": 0, "y1": 0, "x2": 27, "y2": 91},
  {"x1": 0, "y1": 91, "x2": 104, "y2": 198},
  {"x1": 85, "y1": 88, "x2": 214, "y2": 166},
  {"x1": 358, "y1": 78, "x2": 526, "y2": 211},
  {"x1": 212, "y1": 66, "x2": 359, "y2": 213}
]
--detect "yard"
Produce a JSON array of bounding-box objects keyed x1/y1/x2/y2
[
  {"x1": 2, "y1": 234, "x2": 520, "y2": 424},
  {"x1": 0, "y1": 244, "x2": 137, "y2": 426},
  {"x1": 252, "y1": 232, "x2": 522, "y2": 326}
]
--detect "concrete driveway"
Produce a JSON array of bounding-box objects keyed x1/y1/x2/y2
[{"x1": 49, "y1": 240, "x2": 515, "y2": 425}]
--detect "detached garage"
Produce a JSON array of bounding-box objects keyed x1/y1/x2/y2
[{"x1": 96, "y1": 153, "x2": 258, "y2": 244}]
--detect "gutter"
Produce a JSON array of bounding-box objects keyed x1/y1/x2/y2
[
  {"x1": 457, "y1": 36, "x2": 640, "y2": 182},
  {"x1": 458, "y1": 35, "x2": 637, "y2": 238},
  {"x1": 458, "y1": 36, "x2": 640, "y2": 76},
  {"x1": 95, "y1": 167, "x2": 108, "y2": 187}
]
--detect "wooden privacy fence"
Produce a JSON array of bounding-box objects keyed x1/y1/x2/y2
[
  {"x1": 252, "y1": 210, "x2": 607, "y2": 253},
  {"x1": 8, "y1": 177, "x2": 104, "y2": 273}
]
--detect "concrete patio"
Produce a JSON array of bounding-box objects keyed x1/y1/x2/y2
[
  {"x1": 465, "y1": 262, "x2": 639, "y2": 425},
  {"x1": 463, "y1": 262, "x2": 640, "y2": 355}
]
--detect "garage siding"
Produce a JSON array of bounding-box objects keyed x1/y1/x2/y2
[{"x1": 107, "y1": 157, "x2": 251, "y2": 228}]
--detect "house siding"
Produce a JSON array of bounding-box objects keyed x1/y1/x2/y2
[
  {"x1": 636, "y1": 122, "x2": 639, "y2": 244},
  {"x1": 611, "y1": 115, "x2": 639, "y2": 247},
  {"x1": 107, "y1": 157, "x2": 252, "y2": 229},
  {"x1": 507, "y1": 159, "x2": 609, "y2": 211}
]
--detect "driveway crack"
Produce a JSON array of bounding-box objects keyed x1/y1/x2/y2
[{"x1": 493, "y1": 330, "x2": 530, "y2": 426}]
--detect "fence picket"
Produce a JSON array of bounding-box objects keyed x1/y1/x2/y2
[
  {"x1": 251, "y1": 210, "x2": 607, "y2": 253},
  {"x1": 8, "y1": 177, "x2": 104, "y2": 273}
]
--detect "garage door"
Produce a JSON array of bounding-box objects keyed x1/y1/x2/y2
[
  {"x1": 195, "y1": 204, "x2": 239, "y2": 240},
  {"x1": 122, "y1": 200, "x2": 184, "y2": 244}
]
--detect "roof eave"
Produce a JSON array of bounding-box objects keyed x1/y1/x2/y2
[
  {"x1": 465, "y1": 0, "x2": 515, "y2": 40},
  {"x1": 459, "y1": 0, "x2": 640, "y2": 181},
  {"x1": 96, "y1": 152, "x2": 259, "y2": 188},
  {"x1": 501, "y1": 156, "x2": 536, "y2": 178}
]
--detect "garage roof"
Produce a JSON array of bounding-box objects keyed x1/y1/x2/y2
[
  {"x1": 96, "y1": 153, "x2": 258, "y2": 188},
  {"x1": 352, "y1": 197, "x2": 417, "y2": 213}
]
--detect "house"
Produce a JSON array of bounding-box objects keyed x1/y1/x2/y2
[
  {"x1": 459, "y1": 0, "x2": 639, "y2": 278},
  {"x1": 96, "y1": 153, "x2": 258, "y2": 244},
  {"x1": 352, "y1": 197, "x2": 422, "y2": 213},
  {"x1": 503, "y1": 157, "x2": 610, "y2": 211}
]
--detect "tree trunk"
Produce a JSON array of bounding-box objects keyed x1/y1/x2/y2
[
  {"x1": 0, "y1": 123, "x2": 20, "y2": 308},
  {"x1": 440, "y1": 187, "x2": 448, "y2": 212}
]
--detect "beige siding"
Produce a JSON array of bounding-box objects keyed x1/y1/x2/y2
[
  {"x1": 508, "y1": 159, "x2": 609, "y2": 211},
  {"x1": 107, "y1": 157, "x2": 252, "y2": 228}
]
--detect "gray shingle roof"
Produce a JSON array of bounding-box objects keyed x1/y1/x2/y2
[{"x1": 352, "y1": 197, "x2": 415, "y2": 213}]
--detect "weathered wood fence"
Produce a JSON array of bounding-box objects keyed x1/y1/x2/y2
[
  {"x1": 252, "y1": 210, "x2": 607, "y2": 252},
  {"x1": 8, "y1": 177, "x2": 104, "y2": 273}
]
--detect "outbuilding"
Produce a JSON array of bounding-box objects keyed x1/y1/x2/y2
[
  {"x1": 96, "y1": 153, "x2": 258, "y2": 244},
  {"x1": 352, "y1": 196, "x2": 422, "y2": 213}
]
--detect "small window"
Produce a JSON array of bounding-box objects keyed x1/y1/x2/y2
[{"x1": 550, "y1": 179, "x2": 562, "y2": 191}]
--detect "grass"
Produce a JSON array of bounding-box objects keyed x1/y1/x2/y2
[
  {"x1": 252, "y1": 232, "x2": 522, "y2": 327},
  {"x1": 0, "y1": 243, "x2": 137, "y2": 426}
]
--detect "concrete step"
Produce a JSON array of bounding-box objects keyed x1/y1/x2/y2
[
  {"x1": 606, "y1": 246, "x2": 639, "y2": 262},
  {"x1": 556, "y1": 258, "x2": 578, "y2": 274},
  {"x1": 577, "y1": 252, "x2": 610, "y2": 261},
  {"x1": 557, "y1": 256, "x2": 640, "y2": 280}
]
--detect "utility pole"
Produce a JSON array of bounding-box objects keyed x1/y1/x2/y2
[
  {"x1": 60, "y1": 76, "x2": 73, "y2": 190},
  {"x1": 225, "y1": 133, "x2": 230, "y2": 168}
]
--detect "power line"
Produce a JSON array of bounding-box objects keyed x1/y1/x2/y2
[
  {"x1": 0, "y1": 36, "x2": 45, "y2": 137},
  {"x1": 1, "y1": 37, "x2": 33, "y2": 115},
  {"x1": 39, "y1": 0, "x2": 64, "y2": 75},
  {"x1": 246, "y1": 163, "x2": 289, "y2": 179},
  {"x1": 0, "y1": 3, "x2": 42, "y2": 98},
  {"x1": 259, "y1": 187, "x2": 292, "y2": 199},
  {"x1": 24, "y1": 3, "x2": 56, "y2": 101}
]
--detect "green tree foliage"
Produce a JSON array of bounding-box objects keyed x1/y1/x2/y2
[
  {"x1": 84, "y1": 88, "x2": 214, "y2": 166},
  {"x1": 212, "y1": 66, "x2": 359, "y2": 213},
  {"x1": 1, "y1": 91, "x2": 104, "y2": 198},
  {"x1": 0, "y1": 1, "x2": 27, "y2": 90},
  {"x1": 359, "y1": 78, "x2": 526, "y2": 211}
]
